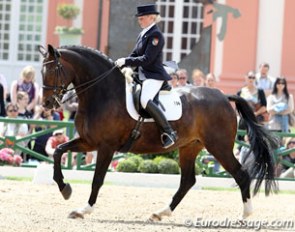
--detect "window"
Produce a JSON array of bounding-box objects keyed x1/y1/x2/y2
[
  {"x1": 0, "y1": 0, "x2": 47, "y2": 63},
  {"x1": 157, "y1": 0, "x2": 203, "y2": 62}
]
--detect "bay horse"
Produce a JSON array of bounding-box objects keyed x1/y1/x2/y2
[{"x1": 39, "y1": 44, "x2": 278, "y2": 221}]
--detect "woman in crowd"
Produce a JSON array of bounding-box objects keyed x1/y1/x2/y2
[{"x1": 267, "y1": 77, "x2": 294, "y2": 132}]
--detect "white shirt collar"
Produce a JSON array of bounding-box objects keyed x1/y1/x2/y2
[{"x1": 140, "y1": 23, "x2": 155, "y2": 38}]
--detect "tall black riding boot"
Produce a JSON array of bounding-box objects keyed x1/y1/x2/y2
[{"x1": 145, "y1": 100, "x2": 178, "y2": 149}]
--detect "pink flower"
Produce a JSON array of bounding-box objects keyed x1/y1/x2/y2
[{"x1": 13, "y1": 155, "x2": 23, "y2": 166}]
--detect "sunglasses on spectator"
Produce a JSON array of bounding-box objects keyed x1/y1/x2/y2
[
  {"x1": 248, "y1": 76, "x2": 256, "y2": 80},
  {"x1": 7, "y1": 109, "x2": 18, "y2": 113},
  {"x1": 277, "y1": 82, "x2": 285, "y2": 85},
  {"x1": 179, "y1": 77, "x2": 187, "y2": 80},
  {"x1": 54, "y1": 133, "x2": 63, "y2": 136},
  {"x1": 288, "y1": 141, "x2": 295, "y2": 145}
]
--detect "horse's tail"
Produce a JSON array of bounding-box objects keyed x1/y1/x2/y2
[{"x1": 228, "y1": 95, "x2": 279, "y2": 196}]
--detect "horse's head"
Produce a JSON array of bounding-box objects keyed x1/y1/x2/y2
[{"x1": 39, "y1": 44, "x2": 73, "y2": 109}]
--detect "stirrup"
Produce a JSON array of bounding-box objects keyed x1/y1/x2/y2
[{"x1": 161, "y1": 132, "x2": 177, "y2": 149}]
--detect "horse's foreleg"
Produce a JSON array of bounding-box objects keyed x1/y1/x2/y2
[
  {"x1": 68, "y1": 146, "x2": 114, "y2": 219},
  {"x1": 53, "y1": 138, "x2": 94, "y2": 200},
  {"x1": 149, "y1": 144, "x2": 199, "y2": 222}
]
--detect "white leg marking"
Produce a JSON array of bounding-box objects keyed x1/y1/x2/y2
[
  {"x1": 149, "y1": 206, "x2": 172, "y2": 222},
  {"x1": 241, "y1": 198, "x2": 253, "y2": 219},
  {"x1": 68, "y1": 204, "x2": 95, "y2": 219}
]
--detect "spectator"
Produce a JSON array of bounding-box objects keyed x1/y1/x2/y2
[
  {"x1": 169, "y1": 72, "x2": 179, "y2": 88},
  {"x1": 176, "y1": 69, "x2": 191, "y2": 87},
  {"x1": 279, "y1": 137, "x2": 295, "y2": 178},
  {"x1": 192, "y1": 69, "x2": 205, "y2": 87},
  {"x1": 0, "y1": 73, "x2": 8, "y2": 102},
  {"x1": 10, "y1": 65, "x2": 39, "y2": 113},
  {"x1": 32, "y1": 106, "x2": 61, "y2": 159},
  {"x1": 205, "y1": 73, "x2": 217, "y2": 88},
  {"x1": 237, "y1": 71, "x2": 268, "y2": 125},
  {"x1": 267, "y1": 77, "x2": 294, "y2": 132},
  {"x1": 255, "y1": 62, "x2": 275, "y2": 96},
  {"x1": 0, "y1": 103, "x2": 29, "y2": 156},
  {"x1": 16, "y1": 91, "x2": 33, "y2": 119},
  {"x1": 45, "y1": 129, "x2": 69, "y2": 164},
  {"x1": 0, "y1": 83, "x2": 5, "y2": 117}
]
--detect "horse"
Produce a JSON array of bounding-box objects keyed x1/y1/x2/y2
[{"x1": 39, "y1": 44, "x2": 278, "y2": 221}]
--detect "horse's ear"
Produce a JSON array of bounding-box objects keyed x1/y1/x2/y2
[
  {"x1": 47, "y1": 44, "x2": 61, "y2": 58},
  {"x1": 38, "y1": 45, "x2": 47, "y2": 58}
]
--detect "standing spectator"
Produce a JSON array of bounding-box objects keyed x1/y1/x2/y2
[
  {"x1": 10, "y1": 65, "x2": 39, "y2": 113},
  {"x1": 0, "y1": 73, "x2": 8, "y2": 102},
  {"x1": 192, "y1": 69, "x2": 205, "y2": 87},
  {"x1": 62, "y1": 89, "x2": 78, "y2": 135},
  {"x1": 256, "y1": 62, "x2": 275, "y2": 96},
  {"x1": 176, "y1": 69, "x2": 191, "y2": 87},
  {"x1": 0, "y1": 83, "x2": 5, "y2": 117},
  {"x1": 267, "y1": 77, "x2": 294, "y2": 132},
  {"x1": 45, "y1": 129, "x2": 69, "y2": 164},
  {"x1": 238, "y1": 71, "x2": 268, "y2": 124},
  {"x1": 279, "y1": 137, "x2": 295, "y2": 178},
  {"x1": 205, "y1": 73, "x2": 217, "y2": 88}
]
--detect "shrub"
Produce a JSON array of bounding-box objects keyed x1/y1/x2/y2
[
  {"x1": 128, "y1": 155, "x2": 143, "y2": 169},
  {"x1": 138, "y1": 160, "x2": 158, "y2": 173},
  {"x1": 153, "y1": 156, "x2": 166, "y2": 165},
  {"x1": 158, "y1": 159, "x2": 179, "y2": 174},
  {"x1": 116, "y1": 159, "x2": 137, "y2": 173}
]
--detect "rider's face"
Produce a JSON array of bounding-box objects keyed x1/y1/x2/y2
[{"x1": 137, "y1": 15, "x2": 153, "y2": 29}]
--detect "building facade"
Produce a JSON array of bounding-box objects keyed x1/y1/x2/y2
[{"x1": 0, "y1": 0, "x2": 294, "y2": 96}]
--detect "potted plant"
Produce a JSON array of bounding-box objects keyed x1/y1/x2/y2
[{"x1": 54, "y1": 3, "x2": 84, "y2": 45}]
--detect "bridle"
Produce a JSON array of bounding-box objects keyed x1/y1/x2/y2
[{"x1": 42, "y1": 49, "x2": 118, "y2": 107}]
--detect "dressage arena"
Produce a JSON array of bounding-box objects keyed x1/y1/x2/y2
[{"x1": 0, "y1": 169, "x2": 294, "y2": 232}]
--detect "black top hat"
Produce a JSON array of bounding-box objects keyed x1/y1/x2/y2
[{"x1": 135, "y1": 4, "x2": 159, "y2": 17}]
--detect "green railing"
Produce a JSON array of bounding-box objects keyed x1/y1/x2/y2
[{"x1": 0, "y1": 117, "x2": 294, "y2": 180}]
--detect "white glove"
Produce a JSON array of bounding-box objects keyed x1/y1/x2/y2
[{"x1": 115, "y1": 58, "x2": 126, "y2": 68}]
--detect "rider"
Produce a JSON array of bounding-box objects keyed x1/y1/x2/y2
[{"x1": 115, "y1": 4, "x2": 178, "y2": 149}]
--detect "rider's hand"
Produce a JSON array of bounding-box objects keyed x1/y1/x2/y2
[{"x1": 115, "y1": 58, "x2": 126, "y2": 68}]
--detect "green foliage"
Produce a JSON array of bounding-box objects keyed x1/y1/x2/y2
[
  {"x1": 157, "y1": 159, "x2": 179, "y2": 174},
  {"x1": 127, "y1": 155, "x2": 143, "y2": 168},
  {"x1": 116, "y1": 159, "x2": 138, "y2": 173},
  {"x1": 138, "y1": 160, "x2": 158, "y2": 173},
  {"x1": 57, "y1": 4, "x2": 80, "y2": 20},
  {"x1": 153, "y1": 156, "x2": 166, "y2": 165}
]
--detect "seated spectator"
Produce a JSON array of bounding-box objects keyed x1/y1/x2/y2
[
  {"x1": 0, "y1": 103, "x2": 29, "y2": 157},
  {"x1": 267, "y1": 77, "x2": 294, "y2": 133},
  {"x1": 45, "y1": 129, "x2": 69, "y2": 164},
  {"x1": 176, "y1": 69, "x2": 191, "y2": 87},
  {"x1": 32, "y1": 106, "x2": 61, "y2": 158},
  {"x1": 16, "y1": 91, "x2": 33, "y2": 119},
  {"x1": 169, "y1": 72, "x2": 179, "y2": 88},
  {"x1": 205, "y1": 73, "x2": 217, "y2": 88},
  {"x1": 192, "y1": 69, "x2": 205, "y2": 87},
  {"x1": 279, "y1": 137, "x2": 295, "y2": 178}
]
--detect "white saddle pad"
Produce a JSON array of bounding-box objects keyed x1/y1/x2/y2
[{"x1": 126, "y1": 82, "x2": 182, "y2": 122}]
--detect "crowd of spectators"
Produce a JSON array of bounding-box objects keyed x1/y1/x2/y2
[{"x1": 0, "y1": 62, "x2": 294, "y2": 177}]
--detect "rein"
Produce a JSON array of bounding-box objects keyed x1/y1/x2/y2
[{"x1": 42, "y1": 54, "x2": 117, "y2": 105}]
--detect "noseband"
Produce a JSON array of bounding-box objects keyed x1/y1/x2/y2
[{"x1": 42, "y1": 49, "x2": 117, "y2": 106}]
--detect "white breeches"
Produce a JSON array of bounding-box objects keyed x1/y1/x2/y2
[{"x1": 140, "y1": 79, "x2": 164, "y2": 109}]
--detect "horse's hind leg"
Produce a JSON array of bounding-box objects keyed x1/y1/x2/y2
[
  {"x1": 208, "y1": 146, "x2": 252, "y2": 219},
  {"x1": 149, "y1": 143, "x2": 201, "y2": 221}
]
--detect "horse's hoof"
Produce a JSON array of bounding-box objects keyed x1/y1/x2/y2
[
  {"x1": 148, "y1": 213, "x2": 162, "y2": 222},
  {"x1": 68, "y1": 211, "x2": 84, "y2": 219},
  {"x1": 61, "y1": 183, "x2": 72, "y2": 200}
]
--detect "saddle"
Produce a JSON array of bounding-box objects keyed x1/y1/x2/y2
[{"x1": 132, "y1": 74, "x2": 172, "y2": 118}]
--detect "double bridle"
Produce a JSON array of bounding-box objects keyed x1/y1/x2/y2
[{"x1": 42, "y1": 52, "x2": 117, "y2": 106}]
